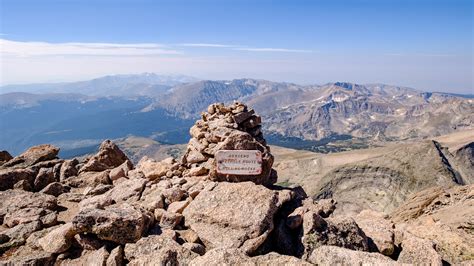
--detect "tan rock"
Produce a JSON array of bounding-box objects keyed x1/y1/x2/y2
[
  {"x1": 40, "y1": 182, "x2": 70, "y2": 196},
  {"x1": 159, "y1": 210, "x2": 183, "y2": 229},
  {"x1": 391, "y1": 185, "x2": 474, "y2": 264},
  {"x1": 162, "y1": 187, "x2": 185, "y2": 203},
  {"x1": 189, "y1": 248, "x2": 311, "y2": 266},
  {"x1": 167, "y1": 198, "x2": 192, "y2": 213},
  {"x1": 61, "y1": 246, "x2": 109, "y2": 266},
  {"x1": 302, "y1": 213, "x2": 369, "y2": 258},
  {"x1": 177, "y1": 229, "x2": 200, "y2": 243},
  {"x1": 109, "y1": 160, "x2": 133, "y2": 181},
  {"x1": 59, "y1": 158, "x2": 79, "y2": 181},
  {"x1": 308, "y1": 245, "x2": 400, "y2": 265},
  {"x1": 3, "y1": 144, "x2": 59, "y2": 168},
  {"x1": 138, "y1": 184, "x2": 165, "y2": 211},
  {"x1": 106, "y1": 246, "x2": 123, "y2": 266},
  {"x1": 189, "y1": 166, "x2": 208, "y2": 176},
  {"x1": 38, "y1": 223, "x2": 76, "y2": 253},
  {"x1": 183, "y1": 242, "x2": 206, "y2": 255},
  {"x1": 355, "y1": 209, "x2": 395, "y2": 256},
  {"x1": 0, "y1": 168, "x2": 36, "y2": 191},
  {"x1": 183, "y1": 182, "x2": 280, "y2": 254},
  {"x1": 72, "y1": 203, "x2": 153, "y2": 244},
  {"x1": 66, "y1": 170, "x2": 111, "y2": 188},
  {"x1": 34, "y1": 167, "x2": 56, "y2": 191},
  {"x1": 398, "y1": 232, "x2": 443, "y2": 266},
  {"x1": 0, "y1": 244, "x2": 55, "y2": 265},
  {"x1": 79, "y1": 140, "x2": 129, "y2": 173},
  {"x1": 136, "y1": 156, "x2": 171, "y2": 180},
  {"x1": 124, "y1": 235, "x2": 198, "y2": 265},
  {"x1": 186, "y1": 150, "x2": 208, "y2": 164}
]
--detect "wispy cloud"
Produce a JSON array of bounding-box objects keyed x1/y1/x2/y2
[
  {"x1": 179, "y1": 43, "x2": 313, "y2": 53},
  {"x1": 385, "y1": 53, "x2": 457, "y2": 57},
  {"x1": 234, "y1": 47, "x2": 313, "y2": 53},
  {"x1": 179, "y1": 43, "x2": 240, "y2": 48},
  {"x1": 0, "y1": 39, "x2": 182, "y2": 57}
]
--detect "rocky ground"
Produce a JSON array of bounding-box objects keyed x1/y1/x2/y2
[{"x1": 0, "y1": 103, "x2": 472, "y2": 265}]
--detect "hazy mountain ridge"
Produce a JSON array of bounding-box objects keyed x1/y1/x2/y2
[
  {"x1": 144, "y1": 78, "x2": 473, "y2": 142},
  {"x1": 1, "y1": 74, "x2": 472, "y2": 157},
  {"x1": 0, "y1": 73, "x2": 199, "y2": 97}
]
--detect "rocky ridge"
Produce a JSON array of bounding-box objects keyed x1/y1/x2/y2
[{"x1": 0, "y1": 102, "x2": 472, "y2": 265}]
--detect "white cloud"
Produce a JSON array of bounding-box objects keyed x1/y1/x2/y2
[
  {"x1": 0, "y1": 39, "x2": 471, "y2": 93},
  {"x1": 180, "y1": 43, "x2": 313, "y2": 53},
  {"x1": 179, "y1": 43, "x2": 240, "y2": 48},
  {"x1": 0, "y1": 39, "x2": 182, "y2": 57},
  {"x1": 385, "y1": 53, "x2": 457, "y2": 57}
]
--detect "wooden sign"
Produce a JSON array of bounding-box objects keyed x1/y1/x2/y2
[{"x1": 216, "y1": 150, "x2": 262, "y2": 175}]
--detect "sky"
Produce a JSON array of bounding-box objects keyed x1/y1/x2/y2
[{"x1": 0, "y1": 0, "x2": 472, "y2": 93}]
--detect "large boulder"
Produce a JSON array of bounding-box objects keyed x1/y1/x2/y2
[
  {"x1": 136, "y1": 156, "x2": 173, "y2": 180},
  {"x1": 308, "y1": 245, "x2": 399, "y2": 265},
  {"x1": 38, "y1": 222, "x2": 77, "y2": 253},
  {"x1": 354, "y1": 209, "x2": 395, "y2": 256},
  {"x1": 0, "y1": 168, "x2": 36, "y2": 191},
  {"x1": 3, "y1": 144, "x2": 59, "y2": 169},
  {"x1": 189, "y1": 248, "x2": 312, "y2": 266},
  {"x1": 72, "y1": 203, "x2": 153, "y2": 244},
  {"x1": 0, "y1": 189, "x2": 57, "y2": 225},
  {"x1": 181, "y1": 102, "x2": 276, "y2": 186},
  {"x1": 0, "y1": 190, "x2": 58, "y2": 252},
  {"x1": 79, "y1": 140, "x2": 129, "y2": 173},
  {"x1": 79, "y1": 176, "x2": 146, "y2": 210},
  {"x1": 0, "y1": 150, "x2": 13, "y2": 165},
  {"x1": 34, "y1": 167, "x2": 56, "y2": 191},
  {"x1": 0, "y1": 244, "x2": 55, "y2": 265},
  {"x1": 65, "y1": 170, "x2": 111, "y2": 188},
  {"x1": 301, "y1": 213, "x2": 369, "y2": 258},
  {"x1": 391, "y1": 185, "x2": 474, "y2": 264},
  {"x1": 124, "y1": 234, "x2": 198, "y2": 265},
  {"x1": 397, "y1": 232, "x2": 443, "y2": 265},
  {"x1": 59, "y1": 158, "x2": 79, "y2": 181},
  {"x1": 183, "y1": 181, "x2": 288, "y2": 254},
  {"x1": 60, "y1": 246, "x2": 110, "y2": 266}
]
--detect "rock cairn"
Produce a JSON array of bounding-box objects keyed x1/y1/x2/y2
[{"x1": 181, "y1": 102, "x2": 276, "y2": 186}]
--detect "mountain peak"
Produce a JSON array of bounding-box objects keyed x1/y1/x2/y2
[{"x1": 333, "y1": 82, "x2": 362, "y2": 91}]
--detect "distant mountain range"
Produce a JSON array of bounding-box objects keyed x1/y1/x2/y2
[
  {"x1": 1, "y1": 73, "x2": 472, "y2": 156},
  {"x1": 0, "y1": 73, "x2": 199, "y2": 97}
]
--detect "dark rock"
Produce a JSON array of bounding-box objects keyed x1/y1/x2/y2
[
  {"x1": 79, "y1": 140, "x2": 129, "y2": 173},
  {"x1": 0, "y1": 150, "x2": 13, "y2": 165},
  {"x1": 40, "y1": 182, "x2": 70, "y2": 197},
  {"x1": 59, "y1": 159, "x2": 79, "y2": 181},
  {"x1": 302, "y1": 213, "x2": 369, "y2": 258},
  {"x1": 0, "y1": 168, "x2": 36, "y2": 191},
  {"x1": 34, "y1": 167, "x2": 56, "y2": 191}
]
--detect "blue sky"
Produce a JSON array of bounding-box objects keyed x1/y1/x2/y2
[{"x1": 0, "y1": 0, "x2": 472, "y2": 93}]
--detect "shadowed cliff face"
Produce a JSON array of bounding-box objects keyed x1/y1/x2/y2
[
  {"x1": 312, "y1": 140, "x2": 464, "y2": 214},
  {"x1": 452, "y1": 142, "x2": 474, "y2": 184}
]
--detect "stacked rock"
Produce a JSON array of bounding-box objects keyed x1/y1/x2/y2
[{"x1": 181, "y1": 102, "x2": 277, "y2": 186}]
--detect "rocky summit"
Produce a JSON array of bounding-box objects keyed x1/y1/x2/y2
[{"x1": 0, "y1": 102, "x2": 472, "y2": 265}]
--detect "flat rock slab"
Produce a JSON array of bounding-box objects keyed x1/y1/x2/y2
[
  {"x1": 183, "y1": 181, "x2": 281, "y2": 254},
  {"x1": 72, "y1": 203, "x2": 152, "y2": 244}
]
